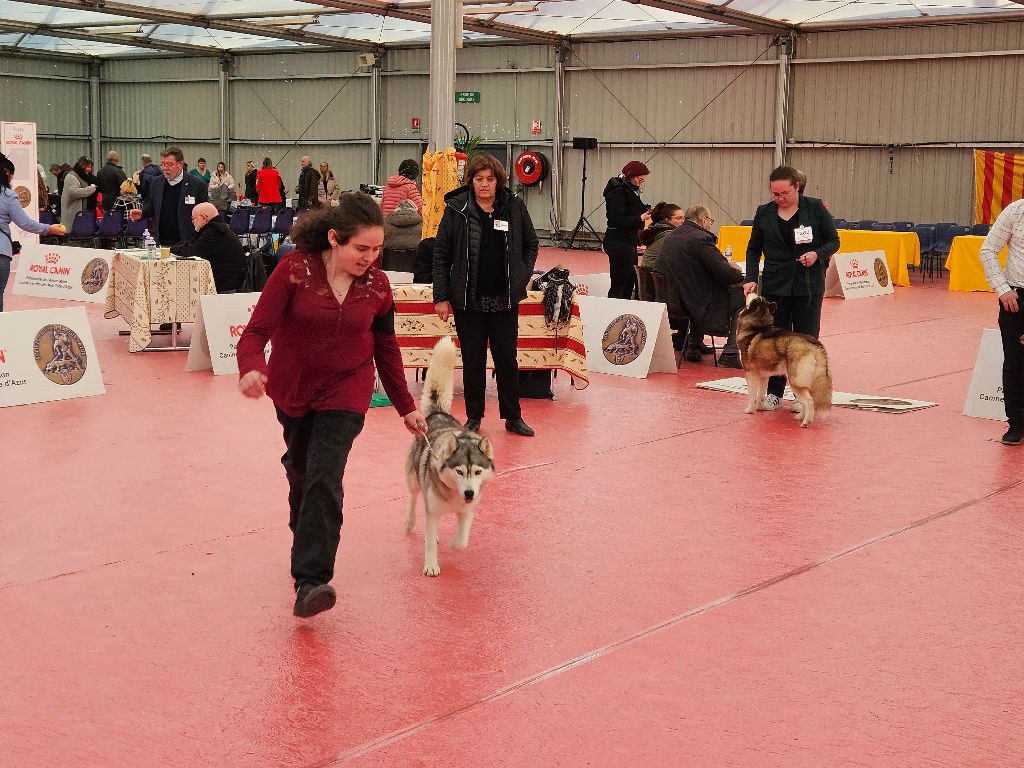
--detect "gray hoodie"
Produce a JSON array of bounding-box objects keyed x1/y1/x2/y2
[{"x1": 384, "y1": 198, "x2": 422, "y2": 251}]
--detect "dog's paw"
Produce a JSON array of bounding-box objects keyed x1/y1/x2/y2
[
  {"x1": 744, "y1": 405, "x2": 756, "y2": 414},
  {"x1": 423, "y1": 563, "x2": 441, "y2": 577},
  {"x1": 403, "y1": 517, "x2": 415, "y2": 533},
  {"x1": 449, "y1": 537, "x2": 468, "y2": 550}
]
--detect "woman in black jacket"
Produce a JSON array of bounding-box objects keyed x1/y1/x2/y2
[
  {"x1": 743, "y1": 165, "x2": 840, "y2": 410},
  {"x1": 603, "y1": 160, "x2": 651, "y2": 299},
  {"x1": 433, "y1": 154, "x2": 539, "y2": 437}
]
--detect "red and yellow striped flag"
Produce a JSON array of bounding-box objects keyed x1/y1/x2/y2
[{"x1": 975, "y1": 149, "x2": 1024, "y2": 224}]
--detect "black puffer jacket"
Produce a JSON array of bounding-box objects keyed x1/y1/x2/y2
[
  {"x1": 603, "y1": 175, "x2": 648, "y2": 245},
  {"x1": 433, "y1": 186, "x2": 538, "y2": 309}
]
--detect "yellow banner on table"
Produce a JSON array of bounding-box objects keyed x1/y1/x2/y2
[{"x1": 974, "y1": 149, "x2": 1024, "y2": 225}]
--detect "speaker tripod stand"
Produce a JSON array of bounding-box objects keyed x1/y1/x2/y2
[{"x1": 565, "y1": 146, "x2": 602, "y2": 250}]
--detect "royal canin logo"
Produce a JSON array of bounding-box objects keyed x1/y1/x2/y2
[
  {"x1": 44, "y1": 253, "x2": 60, "y2": 264},
  {"x1": 849, "y1": 258, "x2": 860, "y2": 270}
]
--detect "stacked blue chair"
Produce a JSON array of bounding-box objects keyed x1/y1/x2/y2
[
  {"x1": 124, "y1": 216, "x2": 148, "y2": 247},
  {"x1": 891, "y1": 221, "x2": 915, "y2": 231},
  {"x1": 740, "y1": 219, "x2": 754, "y2": 226},
  {"x1": 67, "y1": 210, "x2": 97, "y2": 246},
  {"x1": 912, "y1": 225, "x2": 937, "y2": 281},
  {"x1": 871, "y1": 223, "x2": 896, "y2": 231},
  {"x1": 249, "y1": 206, "x2": 273, "y2": 250},
  {"x1": 229, "y1": 208, "x2": 251, "y2": 239},
  {"x1": 832, "y1": 218, "x2": 848, "y2": 229},
  {"x1": 271, "y1": 207, "x2": 295, "y2": 238},
  {"x1": 94, "y1": 210, "x2": 124, "y2": 249},
  {"x1": 971, "y1": 223, "x2": 991, "y2": 237}
]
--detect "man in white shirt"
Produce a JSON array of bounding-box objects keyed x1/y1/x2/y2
[
  {"x1": 980, "y1": 198, "x2": 1024, "y2": 445},
  {"x1": 129, "y1": 146, "x2": 208, "y2": 246}
]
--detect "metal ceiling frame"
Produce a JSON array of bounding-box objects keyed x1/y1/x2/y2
[
  {"x1": 629, "y1": 0, "x2": 793, "y2": 32},
  {"x1": 0, "y1": 18, "x2": 224, "y2": 54}
]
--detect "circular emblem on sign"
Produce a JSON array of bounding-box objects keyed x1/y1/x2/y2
[
  {"x1": 873, "y1": 257, "x2": 889, "y2": 287},
  {"x1": 81, "y1": 258, "x2": 110, "y2": 294},
  {"x1": 33, "y1": 324, "x2": 88, "y2": 385},
  {"x1": 602, "y1": 314, "x2": 647, "y2": 365},
  {"x1": 14, "y1": 185, "x2": 32, "y2": 208}
]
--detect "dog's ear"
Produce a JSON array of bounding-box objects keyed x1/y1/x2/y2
[
  {"x1": 768, "y1": 300, "x2": 778, "y2": 312},
  {"x1": 477, "y1": 436, "x2": 494, "y2": 461},
  {"x1": 745, "y1": 291, "x2": 758, "y2": 307},
  {"x1": 432, "y1": 432, "x2": 458, "y2": 460}
]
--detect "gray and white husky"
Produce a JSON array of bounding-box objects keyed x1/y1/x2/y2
[{"x1": 404, "y1": 337, "x2": 495, "y2": 576}]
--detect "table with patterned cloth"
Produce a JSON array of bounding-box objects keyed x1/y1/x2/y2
[
  {"x1": 716, "y1": 225, "x2": 917, "y2": 287},
  {"x1": 104, "y1": 251, "x2": 217, "y2": 352},
  {"x1": 945, "y1": 235, "x2": 1008, "y2": 292},
  {"x1": 391, "y1": 285, "x2": 589, "y2": 388}
]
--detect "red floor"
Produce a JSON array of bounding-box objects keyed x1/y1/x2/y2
[{"x1": 2, "y1": 250, "x2": 1022, "y2": 767}]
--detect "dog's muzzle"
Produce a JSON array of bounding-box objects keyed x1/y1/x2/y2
[{"x1": 463, "y1": 490, "x2": 475, "y2": 502}]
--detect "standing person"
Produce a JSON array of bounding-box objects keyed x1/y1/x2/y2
[
  {"x1": 980, "y1": 198, "x2": 1024, "y2": 445},
  {"x1": 317, "y1": 161, "x2": 341, "y2": 206},
  {"x1": 189, "y1": 158, "x2": 211, "y2": 184},
  {"x1": 243, "y1": 160, "x2": 258, "y2": 203},
  {"x1": 60, "y1": 156, "x2": 97, "y2": 226},
  {"x1": 1, "y1": 153, "x2": 65, "y2": 311},
  {"x1": 236, "y1": 194, "x2": 427, "y2": 617},
  {"x1": 208, "y1": 161, "x2": 236, "y2": 214},
  {"x1": 432, "y1": 153, "x2": 539, "y2": 437},
  {"x1": 639, "y1": 202, "x2": 683, "y2": 269},
  {"x1": 603, "y1": 160, "x2": 651, "y2": 299},
  {"x1": 128, "y1": 146, "x2": 208, "y2": 247},
  {"x1": 382, "y1": 159, "x2": 424, "y2": 216},
  {"x1": 296, "y1": 156, "x2": 320, "y2": 211},
  {"x1": 256, "y1": 157, "x2": 284, "y2": 214},
  {"x1": 138, "y1": 154, "x2": 162, "y2": 202},
  {"x1": 96, "y1": 150, "x2": 127, "y2": 213},
  {"x1": 742, "y1": 165, "x2": 840, "y2": 411}
]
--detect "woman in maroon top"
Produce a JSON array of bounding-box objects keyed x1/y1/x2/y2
[{"x1": 237, "y1": 193, "x2": 427, "y2": 618}]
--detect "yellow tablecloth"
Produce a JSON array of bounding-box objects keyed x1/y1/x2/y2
[
  {"x1": 716, "y1": 226, "x2": 916, "y2": 287},
  {"x1": 392, "y1": 285, "x2": 589, "y2": 388},
  {"x1": 104, "y1": 251, "x2": 217, "y2": 352},
  {"x1": 945, "y1": 235, "x2": 1007, "y2": 292}
]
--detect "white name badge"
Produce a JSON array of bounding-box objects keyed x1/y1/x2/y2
[
  {"x1": 493, "y1": 219, "x2": 509, "y2": 232},
  {"x1": 185, "y1": 195, "x2": 196, "y2": 205},
  {"x1": 794, "y1": 225, "x2": 813, "y2": 244}
]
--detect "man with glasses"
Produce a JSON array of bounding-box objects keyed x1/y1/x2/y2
[
  {"x1": 129, "y1": 146, "x2": 208, "y2": 247},
  {"x1": 171, "y1": 202, "x2": 246, "y2": 294}
]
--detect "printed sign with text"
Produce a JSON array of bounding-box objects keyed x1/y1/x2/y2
[
  {"x1": 13, "y1": 243, "x2": 113, "y2": 304},
  {"x1": 186, "y1": 292, "x2": 270, "y2": 375},
  {"x1": 825, "y1": 250, "x2": 895, "y2": 299}
]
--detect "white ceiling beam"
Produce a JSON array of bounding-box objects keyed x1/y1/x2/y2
[
  {"x1": 629, "y1": 0, "x2": 793, "y2": 32},
  {"x1": 0, "y1": 19, "x2": 223, "y2": 55}
]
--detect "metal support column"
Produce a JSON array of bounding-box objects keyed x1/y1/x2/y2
[
  {"x1": 774, "y1": 35, "x2": 794, "y2": 168},
  {"x1": 219, "y1": 57, "x2": 231, "y2": 165},
  {"x1": 428, "y1": 0, "x2": 457, "y2": 153},
  {"x1": 370, "y1": 55, "x2": 382, "y2": 184},
  {"x1": 89, "y1": 63, "x2": 101, "y2": 163},
  {"x1": 551, "y1": 44, "x2": 568, "y2": 237}
]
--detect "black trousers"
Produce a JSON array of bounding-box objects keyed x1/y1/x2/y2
[
  {"x1": 999, "y1": 291, "x2": 1024, "y2": 427},
  {"x1": 604, "y1": 238, "x2": 638, "y2": 300},
  {"x1": 276, "y1": 408, "x2": 365, "y2": 590},
  {"x1": 453, "y1": 304, "x2": 521, "y2": 421},
  {"x1": 765, "y1": 293, "x2": 823, "y2": 398}
]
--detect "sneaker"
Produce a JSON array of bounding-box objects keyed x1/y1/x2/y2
[
  {"x1": 505, "y1": 417, "x2": 535, "y2": 437},
  {"x1": 683, "y1": 349, "x2": 703, "y2": 363},
  {"x1": 761, "y1": 394, "x2": 781, "y2": 411},
  {"x1": 293, "y1": 583, "x2": 337, "y2": 617},
  {"x1": 717, "y1": 353, "x2": 742, "y2": 369},
  {"x1": 463, "y1": 418, "x2": 481, "y2": 432},
  {"x1": 1001, "y1": 425, "x2": 1022, "y2": 445}
]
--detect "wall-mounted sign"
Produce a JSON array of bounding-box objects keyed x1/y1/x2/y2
[
  {"x1": 531, "y1": 120, "x2": 542, "y2": 135},
  {"x1": 411, "y1": 116, "x2": 421, "y2": 133},
  {"x1": 455, "y1": 91, "x2": 481, "y2": 103}
]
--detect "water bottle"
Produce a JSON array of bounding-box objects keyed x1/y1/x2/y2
[
  {"x1": 724, "y1": 245, "x2": 733, "y2": 261},
  {"x1": 143, "y1": 229, "x2": 156, "y2": 259}
]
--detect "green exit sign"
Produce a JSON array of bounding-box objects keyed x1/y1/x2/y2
[{"x1": 455, "y1": 91, "x2": 481, "y2": 103}]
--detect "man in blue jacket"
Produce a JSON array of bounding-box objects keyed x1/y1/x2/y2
[
  {"x1": 138, "y1": 154, "x2": 162, "y2": 202},
  {"x1": 129, "y1": 146, "x2": 208, "y2": 247}
]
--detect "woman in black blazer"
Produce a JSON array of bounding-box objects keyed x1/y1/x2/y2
[{"x1": 742, "y1": 166, "x2": 839, "y2": 410}]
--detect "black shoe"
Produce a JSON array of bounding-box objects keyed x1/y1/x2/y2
[
  {"x1": 683, "y1": 349, "x2": 703, "y2": 363},
  {"x1": 158, "y1": 322, "x2": 182, "y2": 331},
  {"x1": 293, "y1": 583, "x2": 336, "y2": 617},
  {"x1": 505, "y1": 418, "x2": 535, "y2": 437},
  {"x1": 700, "y1": 344, "x2": 714, "y2": 355},
  {"x1": 717, "y1": 353, "x2": 743, "y2": 369},
  {"x1": 464, "y1": 418, "x2": 481, "y2": 432},
  {"x1": 1001, "y1": 425, "x2": 1022, "y2": 445}
]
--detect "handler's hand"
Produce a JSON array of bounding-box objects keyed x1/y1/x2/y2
[
  {"x1": 128, "y1": 208, "x2": 142, "y2": 221},
  {"x1": 999, "y1": 289, "x2": 1019, "y2": 313},
  {"x1": 797, "y1": 251, "x2": 818, "y2": 267},
  {"x1": 435, "y1": 301, "x2": 452, "y2": 322},
  {"x1": 239, "y1": 370, "x2": 268, "y2": 399},
  {"x1": 404, "y1": 410, "x2": 428, "y2": 435},
  {"x1": 742, "y1": 282, "x2": 758, "y2": 296}
]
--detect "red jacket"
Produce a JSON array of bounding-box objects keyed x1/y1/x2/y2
[
  {"x1": 236, "y1": 251, "x2": 416, "y2": 418},
  {"x1": 255, "y1": 168, "x2": 283, "y2": 204},
  {"x1": 381, "y1": 175, "x2": 423, "y2": 217}
]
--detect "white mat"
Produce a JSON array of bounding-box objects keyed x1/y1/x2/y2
[{"x1": 696, "y1": 377, "x2": 938, "y2": 414}]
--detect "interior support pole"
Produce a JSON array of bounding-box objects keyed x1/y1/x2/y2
[
  {"x1": 370, "y1": 56, "x2": 382, "y2": 183},
  {"x1": 219, "y1": 57, "x2": 231, "y2": 165},
  {"x1": 428, "y1": 0, "x2": 457, "y2": 154},
  {"x1": 89, "y1": 62, "x2": 101, "y2": 163},
  {"x1": 551, "y1": 44, "x2": 568, "y2": 237},
  {"x1": 774, "y1": 34, "x2": 793, "y2": 168}
]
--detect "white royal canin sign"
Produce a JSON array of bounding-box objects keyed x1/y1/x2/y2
[
  {"x1": 13, "y1": 243, "x2": 113, "y2": 305},
  {"x1": 824, "y1": 250, "x2": 895, "y2": 300},
  {"x1": 186, "y1": 292, "x2": 270, "y2": 375}
]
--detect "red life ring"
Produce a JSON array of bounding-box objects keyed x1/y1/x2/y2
[{"x1": 514, "y1": 151, "x2": 549, "y2": 187}]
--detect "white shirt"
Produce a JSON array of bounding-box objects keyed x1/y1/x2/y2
[
  {"x1": 981, "y1": 198, "x2": 1024, "y2": 296},
  {"x1": 167, "y1": 170, "x2": 184, "y2": 187}
]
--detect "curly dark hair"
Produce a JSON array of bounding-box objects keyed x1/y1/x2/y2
[{"x1": 291, "y1": 192, "x2": 384, "y2": 252}]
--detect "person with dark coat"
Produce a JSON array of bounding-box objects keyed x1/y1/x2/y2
[
  {"x1": 743, "y1": 165, "x2": 840, "y2": 410},
  {"x1": 296, "y1": 156, "x2": 321, "y2": 211},
  {"x1": 655, "y1": 204, "x2": 746, "y2": 367},
  {"x1": 433, "y1": 154, "x2": 539, "y2": 437},
  {"x1": 603, "y1": 160, "x2": 651, "y2": 299},
  {"x1": 171, "y1": 202, "x2": 247, "y2": 293},
  {"x1": 129, "y1": 145, "x2": 209, "y2": 247},
  {"x1": 243, "y1": 160, "x2": 258, "y2": 203},
  {"x1": 96, "y1": 151, "x2": 127, "y2": 213},
  {"x1": 138, "y1": 154, "x2": 162, "y2": 202},
  {"x1": 382, "y1": 199, "x2": 422, "y2": 271}
]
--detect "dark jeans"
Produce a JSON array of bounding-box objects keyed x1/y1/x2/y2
[
  {"x1": 999, "y1": 290, "x2": 1024, "y2": 427},
  {"x1": 453, "y1": 304, "x2": 521, "y2": 421},
  {"x1": 765, "y1": 293, "x2": 823, "y2": 398},
  {"x1": 604, "y1": 238, "x2": 638, "y2": 299},
  {"x1": 0, "y1": 256, "x2": 10, "y2": 312},
  {"x1": 276, "y1": 408, "x2": 365, "y2": 590}
]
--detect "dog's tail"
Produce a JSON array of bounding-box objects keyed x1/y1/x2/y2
[
  {"x1": 812, "y1": 348, "x2": 833, "y2": 420},
  {"x1": 421, "y1": 336, "x2": 457, "y2": 415}
]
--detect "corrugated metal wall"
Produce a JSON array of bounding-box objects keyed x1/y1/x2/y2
[{"x1": 4, "y1": 20, "x2": 1024, "y2": 228}]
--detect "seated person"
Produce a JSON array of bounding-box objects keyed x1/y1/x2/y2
[
  {"x1": 639, "y1": 202, "x2": 682, "y2": 269},
  {"x1": 171, "y1": 202, "x2": 246, "y2": 293},
  {"x1": 413, "y1": 237, "x2": 434, "y2": 284},
  {"x1": 654, "y1": 203, "x2": 745, "y2": 367},
  {"x1": 382, "y1": 198, "x2": 422, "y2": 271}
]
